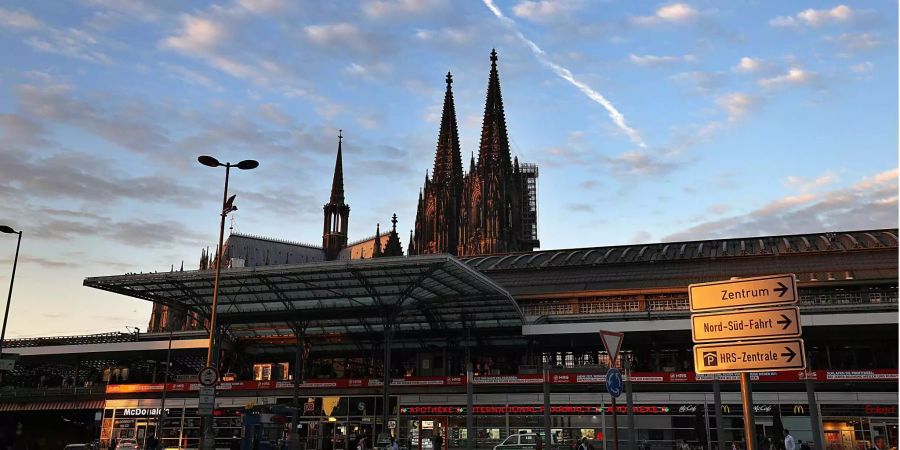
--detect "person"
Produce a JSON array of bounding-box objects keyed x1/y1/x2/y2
[
  {"x1": 731, "y1": 442, "x2": 739, "y2": 450},
  {"x1": 784, "y1": 430, "x2": 795, "y2": 450},
  {"x1": 357, "y1": 435, "x2": 367, "y2": 450},
  {"x1": 231, "y1": 435, "x2": 242, "y2": 450},
  {"x1": 537, "y1": 437, "x2": 543, "y2": 450},
  {"x1": 872, "y1": 436, "x2": 886, "y2": 450},
  {"x1": 110, "y1": 438, "x2": 118, "y2": 450},
  {"x1": 579, "y1": 437, "x2": 589, "y2": 450},
  {"x1": 799, "y1": 440, "x2": 810, "y2": 450},
  {"x1": 434, "y1": 434, "x2": 443, "y2": 450},
  {"x1": 390, "y1": 437, "x2": 399, "y2": 450}
]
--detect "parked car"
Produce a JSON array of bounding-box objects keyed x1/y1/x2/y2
[
  {"x1": 64, "y1": 444, "x2": 96, "y2": 450},
  {"x1": 372, "y1": 433, "x2": 408, "y2": 450},
  {"x1": 115, "y1": 439, "x2": 140, "y2": 450},
  {"x1": 493, "y1": 433, "x2": 560, "y2": 450}
]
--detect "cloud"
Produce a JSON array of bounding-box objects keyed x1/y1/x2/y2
[
  {"x1": 785, "y1": 171, "x2": 839, "y2": 192},
  {"x1": 770, "y1": 5, "x2": 854, "y2": 28},
  {"x1": 0, "y1": 7, "x2": 43, "y2": 30},
  {"x1": 160, "y1": 62, "x2": 223, "y2": 91},
  {"x1": 733, "y1": 57, "x2": 762, "y2": 73},
  {"x1": 632, "y1": 3, "x2": 698, "y2": 26},
  {"x1": 236, "y1": 0, "x2": 287, "y2": 14},
  {"x1": 630, "y1": 231, "x2": 652, "y2": 244},
  {"x1": 305, "y1": 23, "x2": 387, "y2": 54},
  {"x1": 669, "y1": 71, "x2": 727, "y2": 95},
  {"x1": 628, "y1": 53, "x2": 696, "y2": 66},
  {"x1": 414, "y1": 27, "x2": 476, "y2": 46},
  {"x1": 828, "y1": 32, "x2": 883, "y2": 51},
  {"x1": 512, "y1": 0, "x2": 582, "y2": 22},
  {"x1": 758, "y1": 68, "x2": 816, "y2": 88},
  {"x1": 850, "y1": 62, "x2": 874, "y2": 74},
  {"x1": 602, "y1": 150, "x2": 680, "y2": 177},
  {"x1": 362, "y1": 0, "x2": 446, "y2": 18},
  {"x1": 566, "y1": 203, "x2": 594, "y2": 213},
  {"x1": 716, "y1": 92, "x2": 762, "y2": 121},
  {"x1": 482, "y1": 0, "x2": 647, "y2": 148},
  {"x1": 163, "y1": 15, "x2": 226, "y2": 54},
  {"x1": 664, "y1": 168, "x2": 898, "y2": 241}
]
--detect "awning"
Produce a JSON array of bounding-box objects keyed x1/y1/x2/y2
[
  {"x1": 84, "y1": 255, "x2": 523, "y2": 344},
  {"x1": 0, "y1": 399, "x2": 104, "y2": 412}
]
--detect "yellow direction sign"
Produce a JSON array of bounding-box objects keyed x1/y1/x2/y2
[
  {"x1": 691, "y1": 306, "x2": 801, "y2": 343},
  {"x1": 694, "y1": 338, "x2": 806, "y2": 374},
  {"x1": 689, "y1": 274, "x2": 797, "y2": 312}
]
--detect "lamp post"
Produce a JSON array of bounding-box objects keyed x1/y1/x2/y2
[
  {"x1": 197, "y1": 156, "x2": 258, "y2": 450},
  {"x1": 0, "y1": 225, "x2": 22, "y2": 375}
]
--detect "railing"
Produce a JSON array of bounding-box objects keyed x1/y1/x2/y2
[
  {"x1": 4, "y1": 332, "x2": 139, "y2": 348},
  {"x1": 522, "y1": 288, "x2": 898, "y2": 318},
  {"x1": 0, "y1": 385, "x2": 106, "y2": 398}
]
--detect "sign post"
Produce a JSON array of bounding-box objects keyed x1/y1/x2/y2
[
  {"x1": 690, "y1": 274, "x2": 803, "y2": 450},
  {"x1": 599, "y1": 330, "x2": 624, "y2": 450}
]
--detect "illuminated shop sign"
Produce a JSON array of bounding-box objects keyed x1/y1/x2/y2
[
  {"x1": 120, "y1": 408, "x2": 170, "y2": 417},
  {"x1": 400, "y1": 405, "x2": 702, "y2": 415}
]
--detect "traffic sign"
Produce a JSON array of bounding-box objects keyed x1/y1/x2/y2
[
  {"x1": 599, "y1": 330, "x2": 624, "y2": 365},
  {"x1": 694, "y1": 338, "x2": 806, "y2": 374},
  {"x1": 605, "y1": 368, "x2": 623, "y2": 398},
  {"x1": 198, "y1": 366, "x2": 219, "y2": 387},
  {"x1": 198, "y1": 386, "x2": 216, "y2": 415},
  {"x1": 691, "y1": 306, "x2": 802, "y2": 343},
  {"x1": 689, "y1": 274, "x2": 797, "y2": 312}
]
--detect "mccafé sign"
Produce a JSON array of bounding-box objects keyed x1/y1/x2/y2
[{"x1": 864, "y1": 405, "x2": 896, "y2": 415}]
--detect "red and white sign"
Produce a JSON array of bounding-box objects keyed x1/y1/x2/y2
[{"x1": 599, "y1": 330, "x2": 624, "y2": 365}]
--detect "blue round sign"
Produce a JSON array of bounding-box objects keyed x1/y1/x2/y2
[{"x1": 606, "y1": 368, "x2": 623, "y2": 398}]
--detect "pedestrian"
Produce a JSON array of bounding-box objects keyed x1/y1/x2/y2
[
  {"x1": 579, "y1": 437, "x2": 589, "y2": 450},
  {"x1": 799, "y1": 440, "x2": 810, "y2": 450},
  {"x1": 784, "y1": 430, "x2": 795, "y2": 450},
  {"x1": 731, "y1": 442, "x2": 739, "y2": 450},
  {"x1": 537, "y1": 436, "x2": 543, "y2": 450},
  {"x1": 872, "y1": 436, "x2": 886, "y2": 450},
  {"x1": 390, "y1": 437, "x2": 399, "y2": 450},
  {"x1": 231, "y1": 435, "x2": 242, "y2": 450},
  {"x1": 434, "y1": 434, "x2": 443, "y2": 450}
]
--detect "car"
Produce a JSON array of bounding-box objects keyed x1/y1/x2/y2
[
  {"x1": 64, "y1": 444, "x2": 96, "y2": 450},
  {"x1": 493, "y1": 433, "x2": 560, "y2": 450},
  {"x1": 373, "y1": 433, "x2": 408, "y2": 450},
  {"x1": 115, "y1": 439, "x2": 140, "y2": 450}
]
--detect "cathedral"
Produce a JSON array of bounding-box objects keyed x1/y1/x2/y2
[
  {"x1": 410, "y1": 49, "x2": 540, "y2": 256},
  {"x1": 148, "y1": 49, "x2": 539, "y2": 332}
]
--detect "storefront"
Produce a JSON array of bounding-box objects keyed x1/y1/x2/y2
[{"x1": 101, "y1": 406, "x2": 242, "y2": 450}]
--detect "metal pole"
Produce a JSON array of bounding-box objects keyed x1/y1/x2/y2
[
  {"x1": 466, "y1": 363, "x2": 474, "y2": 450},
  {"x1": 382, "y1": 325, "x2": 394, "y2": 438},
  {"x1": 156, "y1": 325, "x2": 174, "y2": 443},
  {"x1": 704, "y1": 399, "x2": 712, "y2": 450},
  {"x1": 201, "y1": 163, "x2": 231, "y2": 450},
  {"x1": 601, "y1": 395, "x2": 606, "y2": 450},
  {"x1": 714, "y1": 378, "x2": 725, "y2": 450},
  {"x1": 610, "y1": 397, "x2": 619, "y2": 450},
  {"x1": 739, "y1": 373, "x2": 756, "y2": 450},
  {"x1": 543, "y1": 365, "x2": 552, "y2": 450},
  {"x1": 625, "y1": 362, "x2": 634, "y2": 450},
  {"x1": 0, "y1": 231, "x2": 22, "y2": 359},
  {"x1": 292, "y1": 334, "x2": 303, "y2": 450},
  {"x1": 805, "y1": 375, "x2": 824, "y2": 450}
]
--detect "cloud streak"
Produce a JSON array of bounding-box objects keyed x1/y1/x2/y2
[{"x1": 481, "y1": 0, "x2": 647, "y2": 148}]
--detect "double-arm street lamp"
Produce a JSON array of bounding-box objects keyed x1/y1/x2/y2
[
  {"x1": 0, "y1": 225, "x2": 22, "y2": 371},
  {"x1": 197, "y1": 156, "x2": 257, "y2": 450}
]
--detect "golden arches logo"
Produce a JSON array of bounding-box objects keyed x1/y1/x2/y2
[
  {"x1": 721, "y1": 405, "x2": 731, "y2": 414},
  {"x1": 794, "y1": 405, "x2": 805, "y2": 414}
]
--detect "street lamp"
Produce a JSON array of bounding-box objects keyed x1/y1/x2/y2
[
  {"x1": 197, "y1": 156, "x2": 257, "y2": 450},
  {"x1": 0, "y1": 225, "x2": 22, "y2": 373}
]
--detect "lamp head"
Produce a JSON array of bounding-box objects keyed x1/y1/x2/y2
[
  {"x1": 236, "y1": 159, "x2": 259, "y2": 170},
  {"x1": 0, "y1": 225, "x2": 16, "y2": 234},
  {"x1": 198, "y1": 155, "x2": 221, "y2": 167}
]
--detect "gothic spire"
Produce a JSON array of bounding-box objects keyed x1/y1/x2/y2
[
  {"x1": 432, "y1": 72, "x2": 463, "y2": 188},
  {"x1": 478, "y1": 49, "x2": 512, "y2": 171},
  {"x1": 372, "y1": 223, "x2": 383, "y2": 258},
  {"x1": 383, "y1": 213, "x2": 404, "y2": 257},
  {"x1": 329, "y1": 130, "x2": 345, "y2": 204}
]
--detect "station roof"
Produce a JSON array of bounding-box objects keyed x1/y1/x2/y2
[{"x1": 83, "y1": 254, "x2": 523, "y2": 342}]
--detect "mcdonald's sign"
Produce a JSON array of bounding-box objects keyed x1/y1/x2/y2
[
  {"x1": 721, "y1": 405, "x2": 731, "y2": 414},
  {"x1": 794, "y1": 405, "x2": 805, "y2": 414}
]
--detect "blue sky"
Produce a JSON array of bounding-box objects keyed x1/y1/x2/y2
[{"x1": 0, "y1": 0, "x2": 896, "y2": 337}]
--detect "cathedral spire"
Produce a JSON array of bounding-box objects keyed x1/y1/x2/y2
[
  {"x1": 478, "y1": 49, "x2": 512, "y2": 171},
  {"x1": 330, "y1": 129, "x2": 345, "y2": 204},
  {"x1": 372, "y1": 223, "x2": 382, "y2": 258},
  {"x1": 383, "y1": 213, "x2": 404, "y2": 257},
  {"x1": 432, "y1": 72, "x2": 463, "y2": 188}
]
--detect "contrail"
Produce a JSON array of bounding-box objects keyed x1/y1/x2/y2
[{"x1": 482, "y1": 0, "x2": 647, "y2": 148}]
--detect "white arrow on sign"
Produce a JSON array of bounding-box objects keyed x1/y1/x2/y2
[
  {"x1": 689, "y1": 274, "x2": 798, "y2": 312},
  {"x1": 599, "y1": 330, "x2": 624, "y2": 365}
]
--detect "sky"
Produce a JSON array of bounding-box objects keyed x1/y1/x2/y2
[{"x1": 0, "y1": 0, "x2": 896, "y2": 338}]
